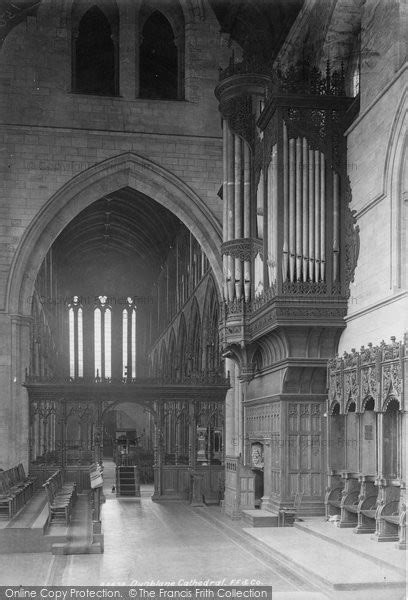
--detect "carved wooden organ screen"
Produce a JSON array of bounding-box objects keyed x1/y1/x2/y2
[{"x1": 218, "y1": 77, "x2": 357, "y2": 305}]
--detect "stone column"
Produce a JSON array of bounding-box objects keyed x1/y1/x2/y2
[{"x1": 1, "y1": 314, "x2": 32, "y2": 470}]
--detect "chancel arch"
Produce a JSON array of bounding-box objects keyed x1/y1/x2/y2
[{"x1": 7, "y1": 152, "x2": 223, "y2": 319}]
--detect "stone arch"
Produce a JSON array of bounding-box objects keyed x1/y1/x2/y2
[
  {"x1": 384, "y1": 90, "x2": 408, "y2": 289},
  {"x1": 345, "y1": 398, "x2": 356, "y2": 413},
  {"x1": 329, "y1": 400, "x2": 341, "y2": 416},
  {"x1": 7, "y1": 152, "x2": 222, "y2": 317},
  {"x1": 361, "y1": 395, "x2": 375, "y2": 412}
]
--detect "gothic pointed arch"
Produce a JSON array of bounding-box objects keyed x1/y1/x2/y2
[
  {"x1": 138, "y1": 0, "x2": 185, "y2": 99},
  {"x1": 71, "y1": 1, "x2": 119, "y2": 96},
  {"x1": 7, "y1": 152, "x2": 223, "y2": 318}
]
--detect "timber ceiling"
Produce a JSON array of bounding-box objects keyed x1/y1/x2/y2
[{"x1": 52, "y1": 187, "x2": 183, "y2": 292}]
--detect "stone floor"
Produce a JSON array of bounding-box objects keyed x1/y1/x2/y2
[{"x1": 0, "y1": 462, "x2": 405, "y2": 600}]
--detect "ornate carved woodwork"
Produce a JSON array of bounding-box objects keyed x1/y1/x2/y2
[
  {"x1": 216, "y1": 56, "x2": 359, "y2": 362},
  {"x1": 328, "y1": 338, "x2": 406, "y2": 413}
]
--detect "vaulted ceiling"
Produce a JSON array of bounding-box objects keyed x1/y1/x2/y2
[{"x1": 52, "y1": 187, "x2": 184, "y2": 296}]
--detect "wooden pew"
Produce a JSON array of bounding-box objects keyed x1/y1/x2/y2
[
  {"x1": 0, "y1": 463, "x2": 35, "y2": 518},
  {"x1": 0, "y1": 478, "x2": 16, "y2": 519},
  {"x1": 42, "y1": 470, "x2": 77, "y2": 526}
]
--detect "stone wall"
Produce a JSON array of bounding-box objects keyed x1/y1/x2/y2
[{"x1": 0, "y1": 0, "x2": 226, "y2": 469}]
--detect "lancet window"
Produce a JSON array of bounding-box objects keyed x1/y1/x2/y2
[
  {"x1": 122, "y1": 298, "x2": 137, "y2": 379},
  {"x1": 94, "y1": 295, "x2": 111, "y2": 379},
  {"x1": 68, "y1": 296, "x2": 83, "y2": 379}
]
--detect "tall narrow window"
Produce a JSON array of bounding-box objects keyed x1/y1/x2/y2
[
  {"x1": 69, "y1": 307, "x2": 75, "y2": 378},
  {"x1": 94, "y1": 308, "x2": 102, "y2": 378},
  {"x1": 139, "y1": 12, "x2": 179, "y2": 99},
  {"x1": 104, "y1": 307, "x2": 111, "y2": 379},
  {"x1": 94, "y1": 296, "x2": 111, "y2": 379},
  {"x1": 122, "y1": 297, "x2": 137, "y2": 379},
  {"x1": 74, "y1": 6, "x2": 117, "y2": 96},
  {"x1": 68, "y1": 296, "x2": 83, "y2": 379},
  {"x1": 77, "y1": 307, "x2": 83, "y2": 377},
  {"x1": 122, "y1": 309, "x2": 128, "y2": 378}
]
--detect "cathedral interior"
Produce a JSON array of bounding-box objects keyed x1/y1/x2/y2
[{"x1": 0, "y1": 0, "x2": 406, "y2": 597}]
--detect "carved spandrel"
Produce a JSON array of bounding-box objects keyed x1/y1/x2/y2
[
  {"x1": 382, "y1": 362, "x2": 402, "y2": 402},
  {"x1": 344, "y1": 370, "x2": 358, "y2": 404},
  {"x1": 361, "y1": 366, "x2": 378, "y2": 401}
]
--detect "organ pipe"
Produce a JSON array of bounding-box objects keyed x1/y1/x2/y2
[
  {"x1": 271, "y1": 145, "x2": 278, "y2": 287},
  {"x1": 302, "y1": 138, "x2": 309, "y2": 282},
  {"x1": 257, "y1": 172, "x2": 264, "y2": 239},
  {"x1": 289, "y1": 138, "x2": 296, "y2": 282},
  {"x1": 308, "y1": 148, "x2": 315, "y2": 282},
  {"x1": 234, "y1": 135, "x2": 242, "y2": 239},
  {"x1": 282, "y1": 123, "x2": 289, "y2": 281},
  {"x1": 234, "y1": 135, "x2": 242, "y2": 299},
  {"x1": 320, "y1": 153, "x2": 326, "y2": 281},
  {"x1": 314, "y1": 150, "x2": 321, "y2": 282},
  {"x1": 227, "y1": 126, "x2": 234, "y2": 242},
  {"x1": 295, "y1": 138, "x2": 302, "y2": 280},
  {"x1": 243, "y1": 142, "x2": 251, "y2": 301},
  {"x1": 333, "y1": 172, "x2": 340, "y2": 282},
  {"x1": 243, "y1": 142, "x2": 251, "y2": 238},
  {"x1": 222, "y1": 120, "x2": 228, "y2": 244}
]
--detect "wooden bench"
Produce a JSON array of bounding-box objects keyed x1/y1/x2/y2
[
  {"x1": 0, "y1": 463, "x2": 36, "y2": 519},
  {"x1": 42, "y1": 470, "x2": 77, "y2": 526}
]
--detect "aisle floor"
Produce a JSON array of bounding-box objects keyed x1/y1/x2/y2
[{"x1": 0, "y1": 461, "x2": 404, "y2": 600}]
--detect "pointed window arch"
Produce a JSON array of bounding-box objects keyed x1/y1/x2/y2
[
  {"x1": 94, "y1": 295, "x2": 112, "y2": 379},
  {"x1": 122, "y1": 297, "x2": 137, "y2": 379},
  {"x1": 139, "y1": 11, "x2": 182, "y2": 99},
  {"x1": 73, "y1": 5, "x2": 118, "y2": 96}
]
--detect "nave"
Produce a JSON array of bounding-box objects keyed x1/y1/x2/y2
[{"x1": 0, "y1": 461, "x2": 405, "y2": 600}]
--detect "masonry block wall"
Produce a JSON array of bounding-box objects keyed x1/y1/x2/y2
[
  {"x1": 338, "y1": 0, "x2": 407, "y2": 352},
  {"x1": 0, "y1": 0, "x2": 227, "y2": 469}
]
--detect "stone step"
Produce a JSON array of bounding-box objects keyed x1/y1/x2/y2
[
  {"x1": 241, "y1": 509, "x2": 279, "y2": 527},
  {"x1": 243, "y1": 525, "x2": 406, "y2": 591},
  {"x1": 294, "y1": 517, "x2": 406, "y2": 575}
]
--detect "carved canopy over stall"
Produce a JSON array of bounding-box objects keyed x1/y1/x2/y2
[{"x1": 328, "y1": 337, "x2": 406, "y2": 414}]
